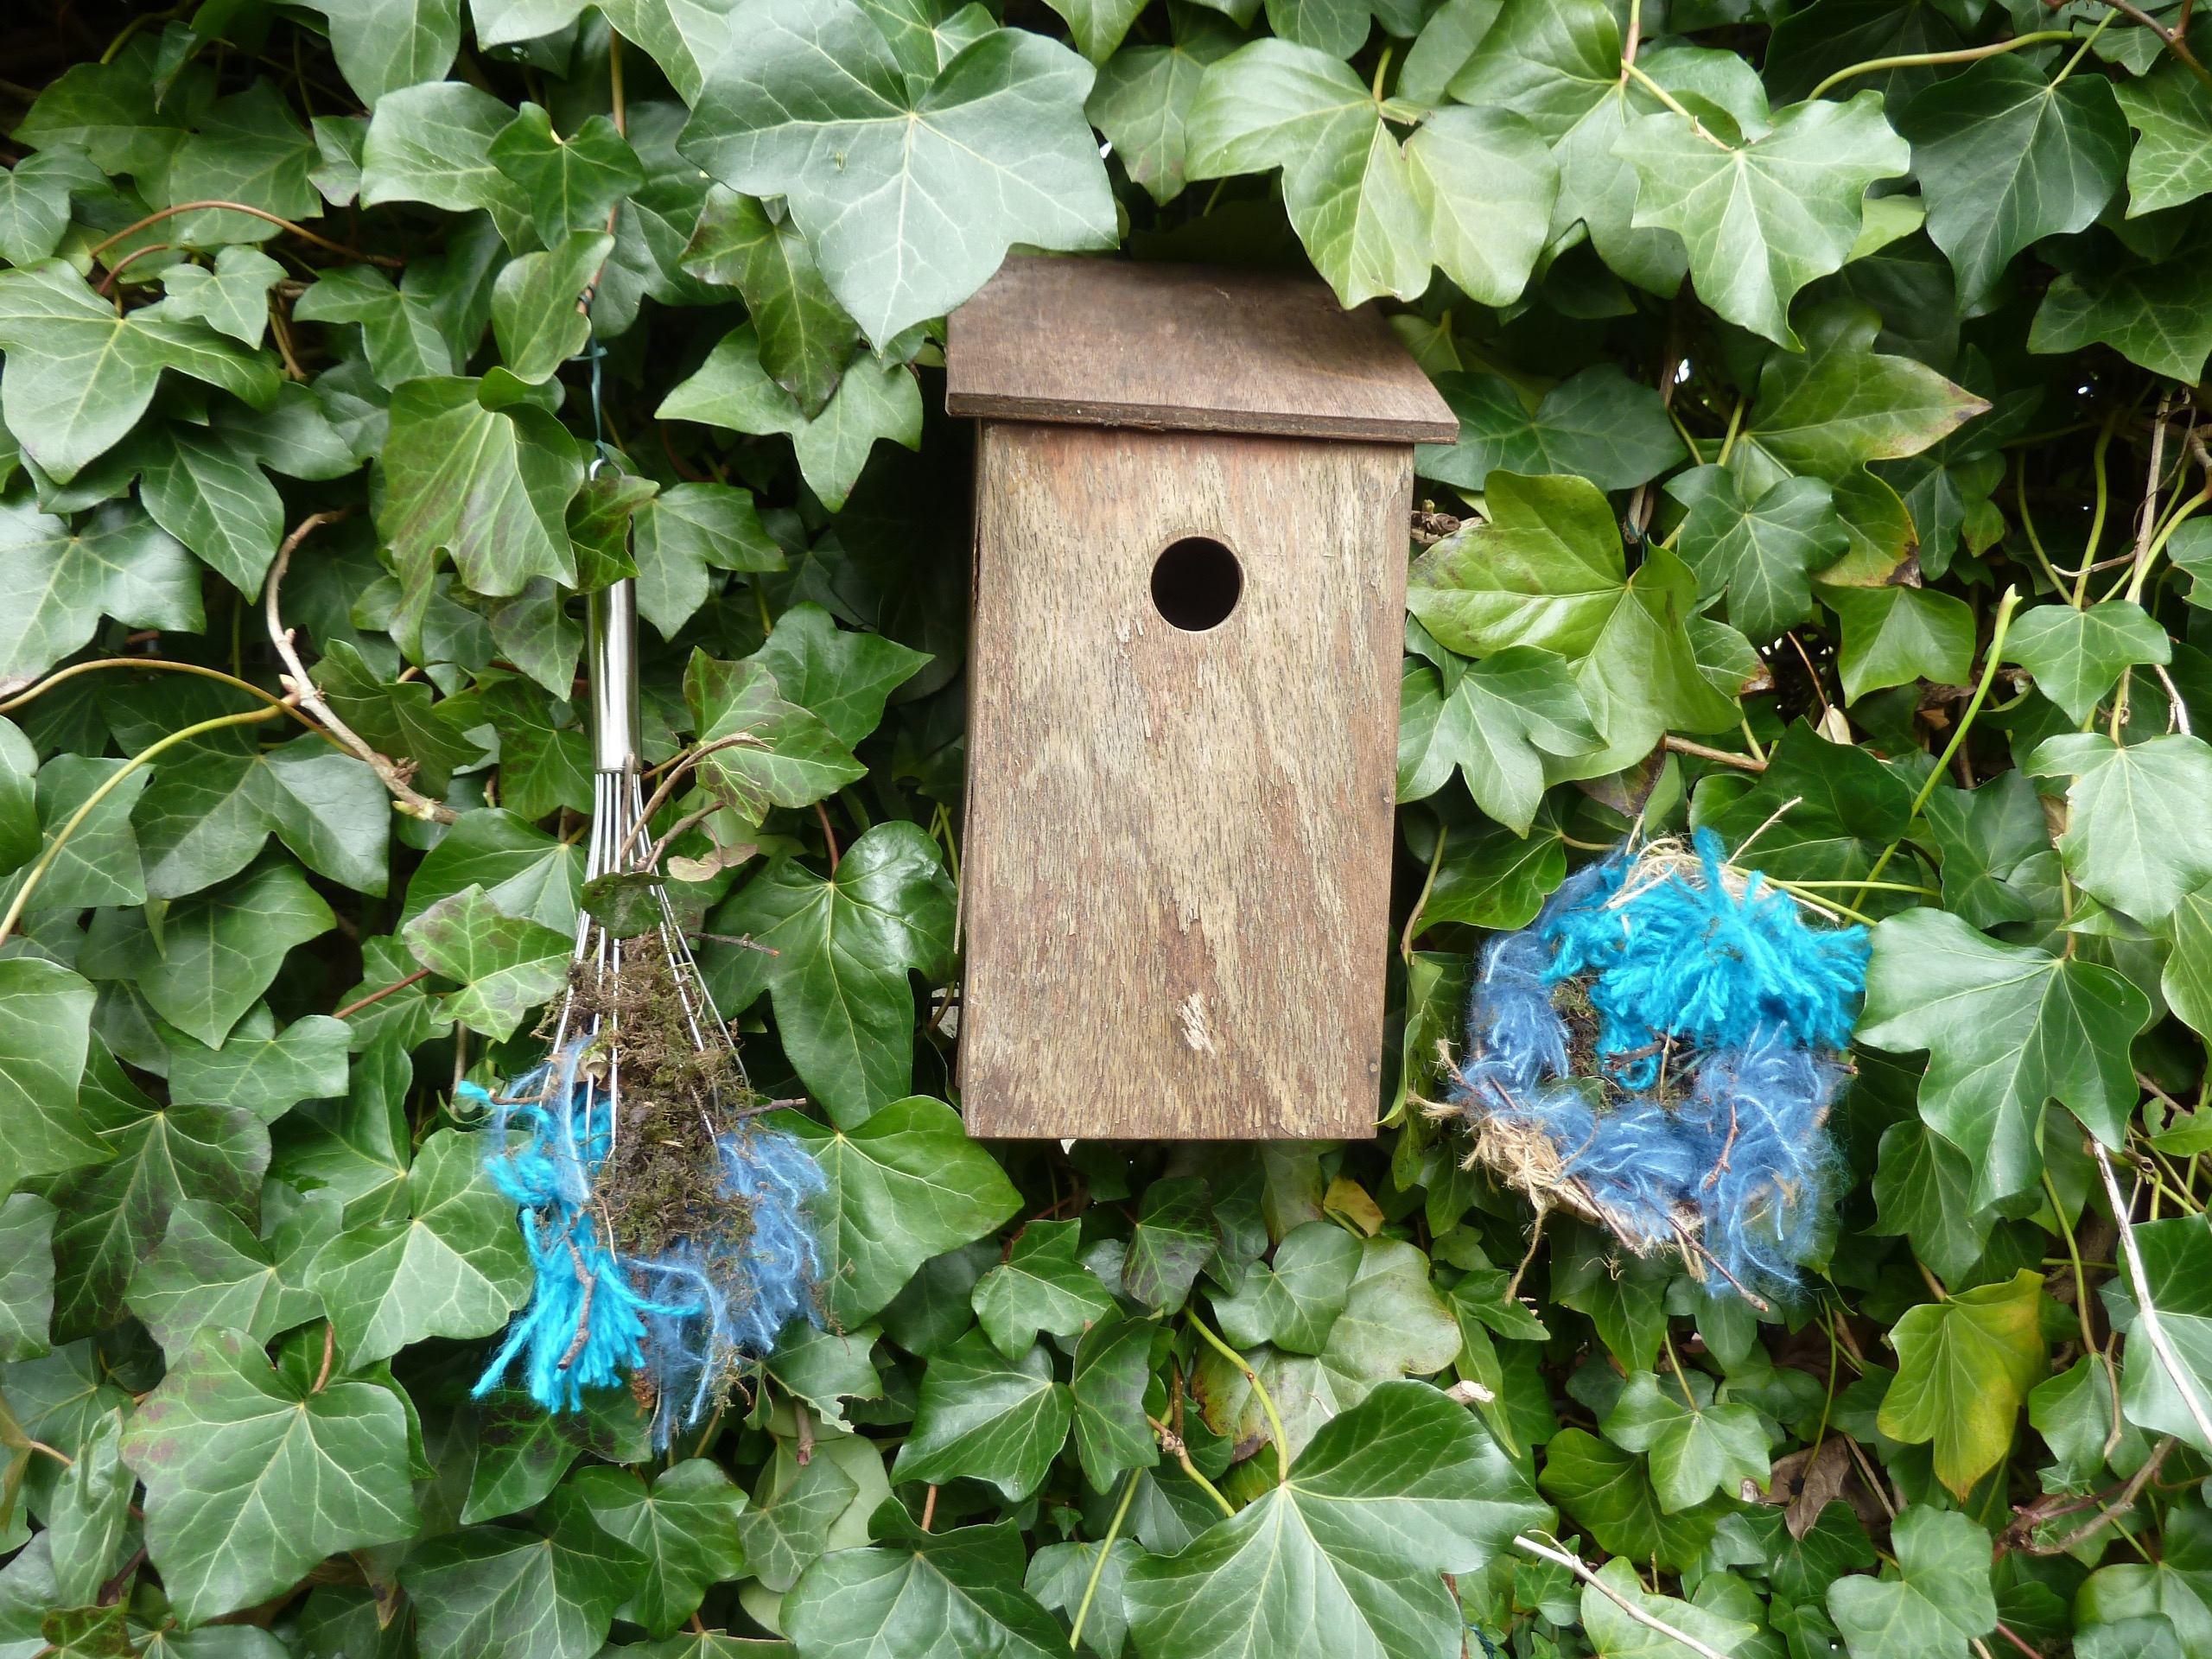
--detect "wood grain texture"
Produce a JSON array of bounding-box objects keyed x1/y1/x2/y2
[
  {"x1": 944, "y1": 257, "x2": 1458, "y2": 445},
  {"x1": 960, "y1": 423, "x2": 1409, "y2": 1140}
]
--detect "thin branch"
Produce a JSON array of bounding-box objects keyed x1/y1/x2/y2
[
  {"x1": 2020, "y1": 1435, "x2": 2177, "y2": 1554},
  {"x1": 616, "y1": 732, "x2": 772, "y2": 866},
  {"x1": 265, "y1": 512, "x2": 457, "y2": 824},
  {"x1": 2093, "y1": 1139, "x2": 2212, "y2": 1447},
  {"x1": 334, "y1": 968, "x2": 434, "y2": 1020},
  {"x1": 84, "y1": 200, "x2": 401, "y2": 268},
  {"x1": 2154, "y1": 662, "x2": 2194, "y2": 736},
  {"x1": 2076, "y1": 0, "x2": 2212, "y2": 88},
  {"x1": 313, "y1": 1321, "x2": 336, "y2": 1394},
  {"x1": 1663, "y1": 734, "x2": 1768, "y2": 772},
  {"x1": 1071, "y1": 1470, "x2": 1141, "y2": 1652},
  {"x1": 1510, "y1": 1535, "x2": 1737, "y2": 1659}
]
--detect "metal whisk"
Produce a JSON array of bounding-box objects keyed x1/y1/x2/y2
[{"x1": 469, "y1": 531, "x2": 825, "y2": 1448}]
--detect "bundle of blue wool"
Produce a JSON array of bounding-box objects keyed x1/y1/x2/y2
[
  {"x1": 1440, "y1": 828, "x2": 1865, "y2": 1302},
  {"x1": 464, "y1": 1046, "x2": 824, "y2": 1446}
]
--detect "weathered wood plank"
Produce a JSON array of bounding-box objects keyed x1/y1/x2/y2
[
  {"x1": 945, "y1": 257, "x2": 1458, "y2": 445},
  {"x1": 960, "y1": 423, "x2": 1408, "y2": 1140}
]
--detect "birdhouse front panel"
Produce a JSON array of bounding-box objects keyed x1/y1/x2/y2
[{"x1": 958, "y1": 420, "x2": 1414, "y2": 1140}]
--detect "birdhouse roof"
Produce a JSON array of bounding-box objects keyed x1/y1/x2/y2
[{"x1": 945, "y1": 257, "x2": 1458, "y2": 445}]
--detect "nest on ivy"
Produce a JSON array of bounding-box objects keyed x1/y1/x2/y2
[{"x1": 1429, "y1": 829, "x2": 1867, "y2": 1307}]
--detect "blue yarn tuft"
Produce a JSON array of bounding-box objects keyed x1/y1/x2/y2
[
  {"x1": 1446, "y1": 829, "x2": 1864, "y2": 1300},
  {"x1": 466, "y1": 1044, "x2": 826, "y2": 1446}
]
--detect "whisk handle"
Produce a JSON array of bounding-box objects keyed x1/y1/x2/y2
[{"x1": 588, "y1": 579, "x2": 640, "y2": 775}]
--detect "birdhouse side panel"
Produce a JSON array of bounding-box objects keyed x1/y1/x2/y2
[{"x1": 960, "y1": 423, "x2": 1409, "y2": 1140}]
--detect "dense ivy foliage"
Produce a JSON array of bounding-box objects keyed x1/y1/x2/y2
[{"x1": 3, "y1": 0, "x2": 2212, "y2": 1656}]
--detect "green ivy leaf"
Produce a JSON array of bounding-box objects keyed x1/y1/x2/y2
[
  {"x1": 2113, "y1": 1217, "x2": 2212, "y2": 1453},
  {"x1": 1870, "y1": 1121, "x2": 1994, "y2": 1285},
  {"x1": 158, "y1": 247, "x2": 284, "y2": 346},
  {"x1": 269, "y1": 1036, "x2": 413, "y2": 1223},
  {"x1": 680, "y1": 190, "x2": 861, "y2": 418},
  {"x1": 971, "y1": 1219, "x2": 1116, "y2": 1360},
  {"x1": 292, "y1": 264, "x2": 455, "y2": 389},
  {"x1": 772, "y1": 1096, "x2": 1022, "y2": 1326},
  {"x1": 306, "y1": 1128, "x2": 531, "y2": 1369},
  {"x1": 1878, "y1": 1269, "x2": 2047, "y2": 1498},
  {"x1": 0, "y1": 500, "x2": 202, "y2": 688},
  {"x1": 1408, "y1": 471, "x2": 1738, "y2": 764},
  {"x1": 658, "y1": 326, "x2": 921, "y2": 512},
  {"x1": 1860, "y1": 906, "x2": 2148, "y2": 1207},
  {"x1": 1211, "y1": 1219, "x2": 1363, "y2": 1356},
  {"x1": 398, "y1": 810, "x2": 582, "y2": 935},
  {"x1": 490, "y1": 232, "x2": 613, "y2": 385},
  {"x1": 1122, "y1": 1177, "x2": 1218, "y2": 1313},
  {"x1": 0, "y1": 1193, "x2": 56, "y2": 1363},
  {"x1": 164, "y1": 81, "x2": 323, "y2": 247},
  {"x1": 80, "y1": 858, "x2": 335, "y2": 1048},
  {"x1": 1706, "y1": 721, "x2": 1916, "y2": 889},
  {"x1": 1027, "y1": 1536, "x2": 1141, "y2": 1659},
  {"x1": 1124, "y1": 1381, "x2": 1548, "y2": 1659},
  {"x1": 1821, "y1": 584, "x2": 1975, "y2": 705},
  {"x1": 0, "y1": 145, "x2": 104, "y2": 268},
  {"x1": 378, "y1": 376, "x2": 584, "y2": 611},
  {"x1": 2031, "y1": 1355, "x2": 2150, "y2": 1489},
  {"x1": 359, "y1": 80, "x2": 533, "y2": 228},
  {"x1": 680, "y1": 0, "x2": 1116, "y2": 347},
  {"x1": 783, "y1": 1504, "x2": 1065, "y2": 1659},
  {"x1": 2027, "y1": 734, "x2": 2212, "y2": 925},
  {"x1": 682, "y1": 650, "x2": 866, "y2": 825},
  {"x1": 632, "y1": 483, "x2": 785, "y2": 639},
  {"x1": 893, "y1": 1329, "x2": 1074, "y2": 1501},
  {"x1": 47, "y1": 1408, "x2": 131, "y2": 1607},
  {"x1": 1895, "y1": 55, "x2": 2128, "y2": 313},
  {"x1": 1416, "y1": 366, "x2": 1684, "y2": 495},
  {"x1": 740, "y1": 1452, "x2": 859, "y2": 1596},
  {"x1": 2029, "y1": 236, "x2": 2212, "y2": 384},
  {"x1": 0, "y1": 755, "x2": 146, "y2": 916},
  {"x1": 1086, "y1": 10, "x2": 1243, "y2": 206},
  {"x1": 2003, "y1": 601, "x2": 2171, "y2": 727},
  {"x1": 1826, "y1": 1505, "x2": 1997, "y2": 1659},
  {"x1": 120, "y1": 1325, "x2": 418, "y2": 1626},
  {"x1": 1619, "y1": 93, "x2": 1909, "y2": 347},
  {"x1": 124, "y1": 1197, "x2": 326, "y2": 1360},
  {"x1": 402, "y1": 884, "x2": 571, "y2": 1041},
  {"x1": 1666, "y1": 467, "x2": 1849, "y2": 645},
  {"x1": 316, "y1": 0, "x2": 461, "y2": 106},
  {"x1": 1600, "y1": 1370, "x2": 1770, "y2": 1513},
  {"x1": 1187, "y1": 41, "x2": 1555, "y2": 308},
  {"x1": 400, "y1": 1481, "x2": 645, "y2": 1659},
  {"x1": 571, "y1": 1461, "x2": 748, "y2": 1638},
  {"x1": 749, "y1": 601, "x2": 931, "y2": 751},
  {"x1": 1585, "y1": 1556, "x2": 1760, "y2": 1659},
  {"x1": 166, "y1": 1014, "x2": 350, "y2": 1123},
  {"x1": 1539, "y1": 1429, "x2": 1726, "y2": 1571},
  {"x1": 1071, "y1": 1311, "x2": 1160, "y2": 1492},
  {"x1": 705, "y1": 823, "x2": 951, "y2": 1122},
  {"x1": 1921, "y1": 772, "x2": 2049, "y2": 931},
  {"x1": 0, "y1": 262, "x2": 278, "y2": 486},
  {"x1": 0, "y1": 958, "x2": 101, "y2": 1186},
  {"x1": 2113, "y1": 53, "x2": 2212, "y2": 217},
  {"x1": 488, "y1": 103, "x2": 645, "y2": 237}
]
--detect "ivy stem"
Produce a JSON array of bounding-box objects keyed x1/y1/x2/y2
[
  {"x1": 1069, "y1": 1469, "x2": 1139, "y2": 1652},
  {"x1": 1624, "y1": 62, "x2": 1732, "y2": 149},
  {"x1": 2077, "y1": 412, "x2": 2121, "y2": 607},
  {"x1": 2081, "y1": 0, "x2": 2212, "y2": 90},
  {"x1": 83, "y1": 200, "x2": 401, "y2": 269},
  {"x1": 1402, "y1": 823, "x2": 1448, "y2": 963},
  {"x1": 2044, "y1": 1167, "x2": 2107, "y2": 1375},
  {"x1": 1806, "y1": 30, "x2": 2075, "y2": 99},
  {"x1": 96, "y1": 242, "x2": 175, "y2": 300},
  {"x1": 2094, "y1": 1139, "x2": 2212, "y2": 1446},
  {"x1": 1148, "y1": 1413, "x2": 1236, "y2": 1516},
  {"x1": 1371, "y1": 44, "x2": 1393, "y2": 101},
  {"x1": 1188, "y1": 1312, "x2": 1291, "y2": 1484},
  {"x1": 0, "y1": 702, "x2": 286, "y2": 948},
  {"x1": 1714, "y1": 397, "x2": 1745, "y2": 467},
  {"x1": 1847, "y1": 583, "x2": 2020, "y2": 911},
  {"x1": 2050, "y1": 10, "x2": 2118, "y2": 86},
  {"x1": 0, "y1": 658, "x2": 339, "y2": 754}
]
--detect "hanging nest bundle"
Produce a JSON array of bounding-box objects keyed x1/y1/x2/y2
[
  {"x1": 1432, "y1": 827, "x2": 1869, "y2": 1306},
  {"x1": 461, "y1": 766, "x2": 824, "y2": 1449}
]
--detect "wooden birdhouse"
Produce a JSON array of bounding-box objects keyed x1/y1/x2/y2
[{"x1": 945, "y1": 257, "x2": 1457, "y2": 1141}]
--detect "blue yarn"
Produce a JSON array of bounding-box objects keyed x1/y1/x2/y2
[
  {"x1": 1447, "y1": 830, "x2": 1865, "y2": 1300},
  {"x1": 467, "y1": 1043, "x2": 827, "y2": 1446}
]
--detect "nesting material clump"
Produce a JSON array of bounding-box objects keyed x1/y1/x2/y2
[
  {"x1": 466, "y1": 943, "x2": 823, "y2": 1447},
  {"x1": 1434, "y1": 828, "x2": 1867, "y2": 1303}
]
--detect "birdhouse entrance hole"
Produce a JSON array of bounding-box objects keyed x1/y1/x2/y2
[{"x1": 1150, "y1": 536, "x2": 1241, "y2": 632}]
